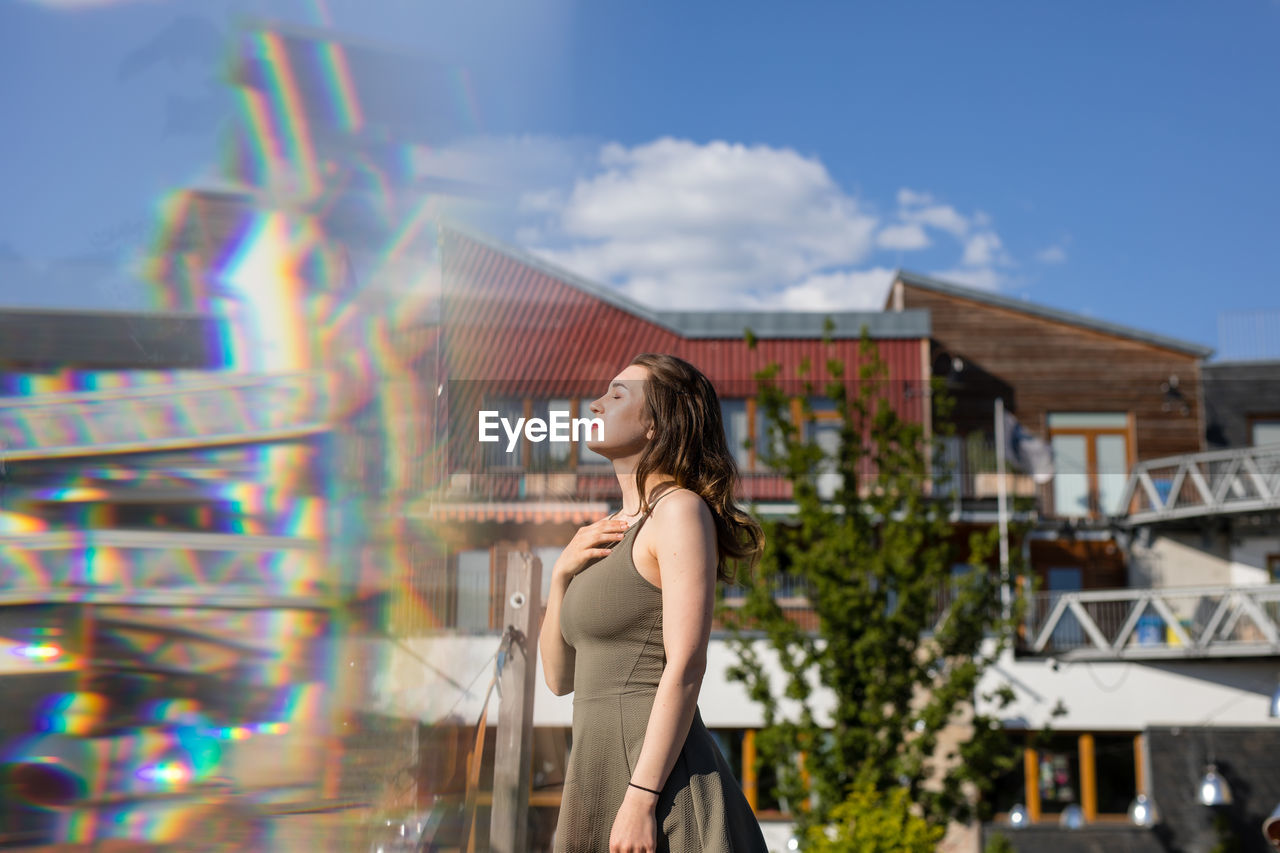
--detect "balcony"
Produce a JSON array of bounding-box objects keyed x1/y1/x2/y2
[
  {"x1": 0, "y1": 529, "x2": 329, "y2": 608},
  {"x1": 1117, "y1": 444, "x2": 1280, "y2": 525},
  {"x1": 1021, "y1": 583, "x2": 1280, "y2": 660},
  {"x1": 0, "y1": 371, "x2": 332, "y2": 462}
]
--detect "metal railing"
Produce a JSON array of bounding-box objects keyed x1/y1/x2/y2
[
  {"x1": 1021, "y1": 583, "x2": 1280, "y2": 660},
  {"x1": 0, "y1": 371, "x2": 332, "y2": 461},
  {"x1": 1116, "y1": 444, "x2": 1280, "y2": 524},
  {"x1": 934, "y1": 435, "x2": 1039, "y2": 501}
]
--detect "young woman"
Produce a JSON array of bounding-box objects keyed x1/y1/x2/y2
[{"x1": 540, "y1": 353, "x2": 768, "y2": 853}]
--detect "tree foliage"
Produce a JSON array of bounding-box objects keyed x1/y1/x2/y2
[
  {"x1": 723, "y1": 329, "x2": 1025, "y2": 842},
  {"x1": 804, "y1": 783, "x2": 943, "y2": 853}
]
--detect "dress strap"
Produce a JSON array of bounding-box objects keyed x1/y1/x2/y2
[
  {"x1": 608, "y1": 483, "x2": 680, "y2": 522},
  {"x1": 630, "y1": 484, "x2": 681, "y2": 536},
  {"x1": 641, "y1": 483, "x2": 680, "y2": 517}
]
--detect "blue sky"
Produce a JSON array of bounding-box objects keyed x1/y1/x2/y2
[{"x1": 2, "y1": 0, "x2": 1278, "y2": 357}]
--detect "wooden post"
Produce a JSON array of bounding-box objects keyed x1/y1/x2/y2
[
  {"x1": 1134, "y1": 733, "x2": 1147, "y2": 796},
  {"x1": 1025, "y1": 742, "x2": 1041, "y2": 823},
  {"x1": 489, "y1": 550, "x2": 543, "y2": 853},
  {"x1": 1079, "y1": 733, "x2": 1096, "y2": 822},
  {"x1": 743, "y1": 730, "x2": 759, "y2": 812}
]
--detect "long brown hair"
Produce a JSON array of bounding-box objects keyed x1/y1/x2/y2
[{"x1": 628, "y1": 353, "x2": 764, "y2": 581}]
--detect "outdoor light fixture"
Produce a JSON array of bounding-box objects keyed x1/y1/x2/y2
[
  {"x1": 1007, "y1": 804, "x2": 1029, "y2": 829},
  {"x1": 1263, "y1": 802, "x2": 1280, "y2": 848},
  {"x1": 1060, "y1": 804, "x2": 1085, "y2": 830},
  {"x1": 1128, "y1": 793, "x2": 1159, "y2": 828},
  {"x1": 1198, "y1": 764, "x2": 1233, "y2": 807}
]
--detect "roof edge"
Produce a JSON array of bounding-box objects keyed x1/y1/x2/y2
[
  {"x1": 442, "y1": 222, "x2": 930, "y2": 340},
  {"x1": 441, "y1": 222, "x2": 686, "y2": 336},
  {"x1": 893, "y1": 269, "x2": 1214, "y2": 358}
]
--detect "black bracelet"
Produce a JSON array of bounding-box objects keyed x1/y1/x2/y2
[{"x1": 628, "y1": 781, "x2": 661, "y2": 796}]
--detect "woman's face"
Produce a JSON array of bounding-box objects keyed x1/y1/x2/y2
[{"x1": 585, "y1": 364, "x2": 653, "y2": 460}]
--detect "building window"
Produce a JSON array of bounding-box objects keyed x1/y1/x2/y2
[
  {"x1": 991, "y1": 731, "x2": 1141, "y2": 823},
  {"x1": 1093, "y1": 734, "x2": 1139, "y2": 815},
  {"x1": 1047, "y1": 413, "x2": 1131, "y2": 517},
  {"x1": 529, "y1": 398, "x2": 574, "y2": 472},
  {"x1": 455, "y1": 549, "x2": 491, "y2": 631},
  {"x1": 721, "y1": 399, "x2": 751, "y2": 470},
  {"x1": 805, "y1": 397, "x2": 842, "y2": 499},
  {"x1": 709, "y1": 729, "x2": 785, "y2": 815},
  {"x1": 1250, "y1": 415, "x2": 1280, "y2": 448},
  {"x1": 481, "y1": 397, "x2": 525, "y2": 470}
]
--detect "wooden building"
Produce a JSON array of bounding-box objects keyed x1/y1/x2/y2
[{"x1": 887, "y1": 270, "x2": 1212, "y2": 592}]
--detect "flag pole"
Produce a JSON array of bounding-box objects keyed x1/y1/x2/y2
[{"x1": 995, "y1": 397, "x2": 1011, "y2": 620}]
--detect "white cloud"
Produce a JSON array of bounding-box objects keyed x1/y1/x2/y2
[
  {"x1": 876, "y1": 223, "x2": 930, "y2": 251},
  {"x1": 524, "y1": 138, "x2": 881, "y2": 309},
  {"x1": 1035, "y1": 244, "x2": 1068, "y2": 264},
  {"x1": 770, "y1": 268, "x2": 898, "y2": 311},
  {"x1": 438, "y1": 137, "x2": 1032, "y2": 310},
  {"x1": 961, "y1": 231, "x2": 1011, "y2": 268}
]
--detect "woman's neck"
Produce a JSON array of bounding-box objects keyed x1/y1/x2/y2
[{"x1": 615, "y1": 469, "x2": 675, "y2": 516}]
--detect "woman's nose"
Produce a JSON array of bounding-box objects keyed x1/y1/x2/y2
[{"x1": 588, "y1": 399, "x2": 604, "y2": 415}]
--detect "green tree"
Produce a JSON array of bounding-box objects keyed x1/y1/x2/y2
[
  {"x1": 805, "y1": 783, "x2": 943, "y2": 853},
  {"x1": 723, "y1": 328, "x2": 1025, "y2": 843}
]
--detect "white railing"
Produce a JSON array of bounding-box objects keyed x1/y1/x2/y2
[
  {"x1": 1022, "y1": 583, "x2": 1280, "y2": 660},
  {"x1": 0, "y1": 529, "x2": 329, "y2": 608},
  {"x1": 0, "y1": 371, "x2": 332, "y2": 461},
  {"x1": 1116, "y1": 444, "x2": 1280, "y2": 524}
]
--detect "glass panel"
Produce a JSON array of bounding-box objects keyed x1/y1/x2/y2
[
  {"x1": 483, "y1": 397, "x2": 525, "y2": 469},
  {"x1": 1048, "y1": 568, "x2": 1082, "y2": 592},
  {"x1": 721, "y1": 399, "x2": 750, "y2": 468},
  {"x1": 1048, "y1": 568, "x2": 1083, "y2": 648},
  {"x1": 709, "y1": 729, "x2": 745, "y2": 786},
  {"x1": 1252, "y1": 419, "x2": 1280, "y2": 447},
  {"x1": 807, "y1": 396, "x2": 838, "y2": 415},
  {"x1": 456, "y1": 549, "x2": 490, "y2": 630},
  {"x1": 809, "y1": 419, "x2": 842, "y2": 500},
  {"x1": 1051, "y1": 434, "x2": 1089, "y2": 516},
  {"x1": 1096, "y1": 434, "x2": 1129, "y2": 515},
  {"x1": 1037, "y1": 735, "x2": 1081, "y2": 813},
  {"x1": 1047, "y1": 412, "x2": 1129, "y2": 429},
  {"x1": 578, "y1": 398, "x2": 606, "y2": 466},
  {"x1": 1094, "y1": 735, "x2": 1138, "y2": 814},
  {"x1": 530, "y1": 399, "x2": 573, "y2": 472}
]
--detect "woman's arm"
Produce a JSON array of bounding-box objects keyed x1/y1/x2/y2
[
  {"x1": 540, "y1": 572, "x2": 577, "y2": 696},
  {"x1": 541, "y1": 516, "x2": 632, "y2": 696},
  {"x1": 609, "y1": 491, "x2": 717, "y2": 851}
]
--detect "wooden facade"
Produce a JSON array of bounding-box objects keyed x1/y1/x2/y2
[
  {"x1": 887, "y1": 271, "x2": 1212, "y2": 596},
  {"x1": 890, "y1": 274, "x2": 1207, "y2": 456},
  {"x1": 890, "y1": 272, "x2": 1209, "y2": 520}
]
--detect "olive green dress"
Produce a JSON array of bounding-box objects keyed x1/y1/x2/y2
[{"x1": 555, "y1": 488, "x2": 767, "y2": 853}]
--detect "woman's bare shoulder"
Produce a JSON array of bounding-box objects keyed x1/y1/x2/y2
[{"x1": 650, "y1": 487, "x2": 713, "y2": 528}]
